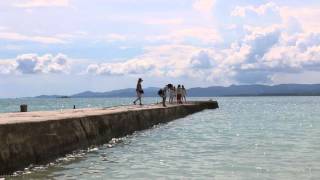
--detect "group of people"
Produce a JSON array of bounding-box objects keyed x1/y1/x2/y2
[
  {"x1": 167, "y1": 84, "x2": 187, "y2": 104},
  {"x1": 133, "y1": 78, "x2": 187, "y2": 107}
]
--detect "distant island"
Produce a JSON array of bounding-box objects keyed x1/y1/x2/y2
[{"x1": 35, "y1": 84, "x2": 320, "y2": 98}]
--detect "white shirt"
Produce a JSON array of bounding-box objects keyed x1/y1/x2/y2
[
  {"x1": 182, "y1": 88, "x2": 186, "y2": 96},
  {"x1": 162, "y1": 86, "x2": 169, "y2": 97}
]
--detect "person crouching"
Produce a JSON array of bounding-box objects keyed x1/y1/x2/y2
[{"x1": 158, "y1": 84, "x2": 173, "y2": 107}]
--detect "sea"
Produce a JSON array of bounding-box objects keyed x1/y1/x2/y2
[{"x1": 1, "y1": 97, "x2": 320, "y2": 179}]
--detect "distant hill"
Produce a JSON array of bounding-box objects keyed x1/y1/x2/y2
[
  {"x1": 35, "y1": 84, "x2": 320, "y2": 98},
  {"x1": 35, "y1": 95, "x2": 70, "y2": 98},
  {"x1": 187, "y1": 84, "x2": 320, "y2": 96},
  {"x1": 71, "y1": 87, "x2": 159, "y2": 98}
]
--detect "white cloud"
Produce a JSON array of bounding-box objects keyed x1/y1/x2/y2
[
  {"x1": 0, "y1": 32, "x2": 66, "y2": 44},
  {"x1": 143, "y1": 18, "x2": 183, "y2": 26},
  {"x1": 16, "y1": 53, "x2": 70, "y2": 74},
  {"x1": 224, "y1": 27, "x2": 320, "y2": 83},
  {"x1": 193, "y1": 0, "x2": 216, "y2": 14},
  {"x1": 227, "y1": 2, "x2": 320, "y2": 83},
  {"x1": 87, "y1": 45, "x2": 214, "y2": 78},
  {"x1": 87, "y1": 59, "x2": 155, "y2": 76},
  {"x1": 0, "y1": 53, "x2": 70, "y2": 74},
  {"x1": 190, "y1": 50, "x2": 213, "y2": 69},
  {"x1": 14, "y1": 0, "x2": 70, "y2": 8},
  {"x1": 279, "y1": 7, "x2": 320, "y2": 33},
  {"x1": 146, "y1": 27, "x2": 221, "y2": 45},
  {"x1": 0, "y1": 60, "x2": 17, "y2": 74},
  {"x1": 57, "y1": 31, "x2": 88, "y2": 38},
  {"x1": 231, "y1": 2, "x2": 279, "y2": 17},
  {"x1": 262, "y1": 33, "x2": 320, "y2": 71},
  {"x1": 99, "y1": 23, "x2": 320, "y2": 84},
  {"x1": 103, "y1": 33, "x2": 127, "y2": 42},
  {"x1": 231, "y1": 2, "x2": 320, "y2": 33}
]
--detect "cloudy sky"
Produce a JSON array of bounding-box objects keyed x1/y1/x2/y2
[{"x1": 1, "y1": 0, "x2": 320, "y2": 97}]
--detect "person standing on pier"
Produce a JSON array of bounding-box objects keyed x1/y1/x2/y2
[
  {"x1": 182, "y1": 85, "x2": 187, "y2": 103},
  {"x1": 169, "y1": 86, "x2": 175, "y2": 104},
  {"x1": 176, "y1": 85, "x2": 183, "y2": 104},
  {"x1": 133, "y1": 78, "x2": 144, "y2": 105}
]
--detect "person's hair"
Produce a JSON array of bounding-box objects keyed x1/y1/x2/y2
[
  {"x1": 138, "y1": 78, "x2": 142, "y2": 82},
  {"x1": 178, "y1": 85, "x2": 181, "y2": 88},
  {"x1": 167, "y1": 84, "x2": 173, "y2": 88},
  {"x1": 182, "y1": 85, "x2": 185, "y2": 88}
]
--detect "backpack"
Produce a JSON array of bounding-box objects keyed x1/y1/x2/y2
[{"x1": 158, "y1": 89, "x2": 163, "y2": 96}]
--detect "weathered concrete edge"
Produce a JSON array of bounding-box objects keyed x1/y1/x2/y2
[{"x1": 0, "y1": 101, "x2": 218, "y2": 175}]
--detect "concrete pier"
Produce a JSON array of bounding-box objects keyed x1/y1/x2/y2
[{"x1": 0, "y1": 101, "x2": 218, "y2": 175}]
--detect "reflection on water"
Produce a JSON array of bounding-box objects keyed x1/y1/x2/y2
[{"x1": 2, "y1": 97, "x2": 320, "y2": 179}]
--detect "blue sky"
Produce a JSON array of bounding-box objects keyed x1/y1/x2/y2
[{"x1": 1, "y1": 0, "x2": 320, "y2": 97}]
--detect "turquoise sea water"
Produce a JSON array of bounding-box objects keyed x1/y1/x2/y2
[{"x1": 2, "y1": 97, "x2": 320, "y2": 179}]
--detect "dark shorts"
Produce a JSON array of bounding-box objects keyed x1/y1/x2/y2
[{"x1": 177, "y1": 94, "x2": 182, "y2": 101}]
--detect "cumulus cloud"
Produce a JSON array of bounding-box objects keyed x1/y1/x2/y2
[
  {"x1": 0, "y1": 32, "x2": 66, "y2": 44},
  {"x1": 227, "y1": 29, "x2": 320, "y2": 83},
  {"x1": 87, "y1": 58, "x2": 155, "y2": 76},
  {"x1": 14, "y1": 0, "x2": 70, "y2": 8},
  {"x1": 88, "y1": 22, "x2": 320, "y2": 84},
  {"x1": 0, "y1": 53, "x2": 70, "y2": 74},
  {"x1": 279, "y1": 7, "x2": 320, "y2": 33},
  {"x1": 190, "y1": 51, "x2": 213, "y2": 69},
  {"x1": 0, "y1": 60, "x2": 17, "y2": 74},
  {"x1": 262, "y1": 33, "x2": 320, "y2": 71},
  {"x1": 226, "y1": 2, "x2": 320, "y2": 83},
  {"x1": 243, "y1": 26, "x2": 281, "y2": 63},
  {"x1": 3, "y1": 1, "x2": 318, "y2": 86},
  {"x1": 231, "y1": 2, "x2": 279, "y2": 17},
  {"x1": 231, "y1": 2, "x2": 320, "y2": 33},
  {"x1": 146, "y1": 27, "x2": 221, "y2": 45},
  {"x1": 87, "y1": 45, "x2": 215, "y2": 79}
]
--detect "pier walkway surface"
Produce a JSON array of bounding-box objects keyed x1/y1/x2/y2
[{"x1": 0, "y1": 101, "x2": 218, "y2": 175}]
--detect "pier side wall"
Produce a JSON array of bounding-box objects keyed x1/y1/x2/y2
[{"x1": 0, "y1": 101, "x2": 218, "y2": 175}]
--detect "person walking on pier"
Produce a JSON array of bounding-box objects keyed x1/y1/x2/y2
[
  {"x1": 133, "y1": 78, "x2": 144, "y2": 105},
  {"x1": 158, "y1": 84, "x2": 173, "y2": 107},
  {"x1": 182, "y1": 85, "x2": 187, "y2": 103}
]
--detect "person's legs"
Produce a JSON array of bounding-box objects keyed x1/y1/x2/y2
[
  {"x1": 133, "y1": 92, "x2": 142, "y2": 105},
  {"x1": 138, "y1": 93, "x2": 142, "y2": 105},
  {"x1": 133, "y1": 97, "x2": 138, "y2": 104},
  {"x1": 177, "y1": 94, "x2": 182, "y2": 104},
  {"x1": 162, "y1": 96, "x2": 166, "y2": 107}
]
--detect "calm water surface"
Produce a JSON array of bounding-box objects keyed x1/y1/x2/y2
[{"x1": 2, "y1": 97, "x2": 320, "y2": 179}]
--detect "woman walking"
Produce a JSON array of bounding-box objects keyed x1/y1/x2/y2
[{"x1": 133, "y1": 78, "x2": 144, "y2": 105}]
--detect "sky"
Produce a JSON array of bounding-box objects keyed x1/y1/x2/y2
[{"x1": 1, "y1": 0, "x2": 320, "y2": 97}]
